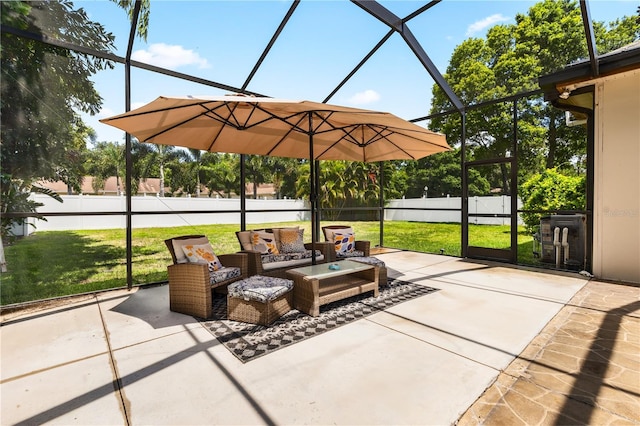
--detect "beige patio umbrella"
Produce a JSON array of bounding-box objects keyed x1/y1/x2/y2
[
  {"x1": 100, "y1": 95, "x2": 450, "y2": 259},
  {"x1": 99, "y1": 95, "x2": 450, "y2": 162}
]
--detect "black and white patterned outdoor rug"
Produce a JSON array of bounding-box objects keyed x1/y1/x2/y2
[{"x1": 200, "y1": 278, "x2": 439, "y2": 363}]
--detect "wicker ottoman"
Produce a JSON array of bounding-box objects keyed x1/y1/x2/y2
[
  {"x1": 349, "y1": 256, "x2": 387, "y2": 285},
  {"x1": 227, "y1": 275, "x2": 294, "y2": 325}
]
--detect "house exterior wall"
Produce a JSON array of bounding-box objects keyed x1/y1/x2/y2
[{"x1": 593, "y1": 71, "x2": 640, "y2": 283}]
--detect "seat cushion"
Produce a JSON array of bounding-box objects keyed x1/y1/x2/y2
[
  {"x1": 348, "y1": 256, "x2": 385, "y2": 267},
  {"x1": 228, "y1": 275, "x2": 294, "y2": 303},
  {"x1": 261, "y1": 250, "x2": 322, "y2": 264},
  {"x1": 209, "y1": 266, "x2": 242, "y2": 285},
  {"x1": 262, "y1": 254, "x2": 325, "y2": 271},
  {"x1": 336, "y1": 250, "x2": 366, "y2": 258}
]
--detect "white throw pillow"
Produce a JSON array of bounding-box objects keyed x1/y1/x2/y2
[
  {"x1": 171, "y1": 236, "x2": 210, "y2": 263},
  {"x1": 181, "y1": 243, "x2": 223, "y2": 271}
]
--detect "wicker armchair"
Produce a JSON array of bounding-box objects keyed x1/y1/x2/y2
[
  {"x1": 165, "y1": 235, "x2": 248, "y2": 318},
  {"x1": 322, "y1": 225, "x2": 370, "y2": 261},
  {"x1": 321, "y1": 225, "x2": 387, "y2": 284}
]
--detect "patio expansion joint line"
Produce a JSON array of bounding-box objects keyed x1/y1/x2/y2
[
  {"x1": 426, "y1": 275, "x2": 583, "y2": 307},
  {"x1": 109, "y1": 328, "x2": 201, "y2": 353},
  {"x1": 0, "y1": 351, "x2": 112, "y2": 385},
  {"x1": 96, "y1": 298, "x2": 131, "y2": 426},
  {"x1": 364, "y1": 315, "x2": 502, "y2": 373}
]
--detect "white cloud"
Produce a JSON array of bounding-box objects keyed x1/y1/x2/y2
[
  {"x1": 97, "y1": 106, "x2": 115, "y2": 118},
  {"x1": 97, "y1": 101, "x2": 146, "y2": 118},
  {"x1": 348, "y1": 89, "x2": 380, "y2": 105},
  {"x1": 466, "y1": 14, "x2": 510, "y2": 36},
  {"x1": 131, "y1": 43, "x2": 210, "y2": 69}
]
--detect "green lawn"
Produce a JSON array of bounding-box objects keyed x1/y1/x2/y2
[{"x1": 0, "y1": 221, "x2": 536, "y2": 305}]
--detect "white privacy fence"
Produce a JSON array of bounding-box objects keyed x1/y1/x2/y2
[
  {"x1": 12, "y1": 195, "x2": 310, "y2": 236},
  {"x1": 385, "y1": 196, "x2": 523, "y2": 225},
  {"x1": 11, "y1": 194, "x2": 522, "y2": 236}
]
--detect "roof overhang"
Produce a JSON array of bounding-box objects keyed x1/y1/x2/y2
[{"x1": 538, "y1": 41, "x2": 640, "y2": 116}]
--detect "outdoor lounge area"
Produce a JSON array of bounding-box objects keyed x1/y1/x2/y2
[
  {"x1": 2, "y1": 1, "x2": 640, "y2": 424},
  {"x1": 2, "y1": 250, "x2": 639, "y2": 425}
]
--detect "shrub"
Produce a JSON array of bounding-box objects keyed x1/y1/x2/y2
[
  {"x1": 520, "y1": 168, "x2": 585, "y2": 233},
  {"x1": 0, "y1": 173, "x2": 62, "y2": 240}
]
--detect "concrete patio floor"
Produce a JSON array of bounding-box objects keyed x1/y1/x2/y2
[{"x1": 1, "y1": 251, "x2": 638, "y2": 425}]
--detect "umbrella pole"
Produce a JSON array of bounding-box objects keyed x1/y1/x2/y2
[
  {"x1": 309, "y1": 115, "x2": 317, "y2": 265},
  {"x1": 315, "y1": 159, "x2": 321, "y2": 245}
]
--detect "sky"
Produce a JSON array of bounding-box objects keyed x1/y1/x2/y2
[{"x1": 74, "y1": 0, "x2": 639, "y2": 144}]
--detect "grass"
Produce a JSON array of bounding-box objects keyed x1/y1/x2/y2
[{"x1": 0, "y1": 221, "x2": 537, "y2": 306}]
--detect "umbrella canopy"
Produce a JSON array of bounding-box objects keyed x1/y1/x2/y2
[{"x1": 99, "y1": 95, "x2": 450, "y2": 162}]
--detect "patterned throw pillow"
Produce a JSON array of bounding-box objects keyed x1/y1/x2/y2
[
  {"x1": 181, "y1": 243, "x2": 224, "y2": 272},
  {"x1": 250, "y1": 231, "x2": 279, "y2": 254},
  {"x1": 334, "y1": 232, "x2": 355, "y2": 255},
  {"x1": 279, "y1": 228, "x2": 306, "y2": 253},
  {"x1": 171, "y1": 236, "x2": 210, "y2": 264}
]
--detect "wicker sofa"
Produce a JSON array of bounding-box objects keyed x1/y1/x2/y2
[
  {"x1": 236, "y1": 227, "x2": 332, "y2": 278},
  {"x1": 165, "y1": 235, "x2": 248, "y2": 318}
]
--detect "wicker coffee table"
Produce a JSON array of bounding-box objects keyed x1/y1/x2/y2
[{"x1": 286, "y1": 260, "x2": 378, "y2": 317}]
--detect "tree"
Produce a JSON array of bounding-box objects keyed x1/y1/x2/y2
[
  {"x1": 200, "y1": 153, "x2": 240, "y2": 198},
  {"x1": 163, "y1": 149, "x2": 205, "y2": 197},
  {"x1": 403, "y1": 150, "x2": 490, "y2": 198},
  {"x1": 86, "y1": 141, "x2": 126, "y2": 194},
  {"x1": 244, "y1": 155, "x2": 272, "y2": 199},
  {"x1": 1, "y1": 1, "x2": 115, "y2": 184},
  {"x1": 430, "y1": 0, "x2": 639, "y2": 186},
  {"x1": 133, "y1": 143, "x2": 185, "y2": 196},
  {"x1": 1, "y1": 0, "x2": 153, "y2": 186},
  {"x1": 187, "y1": 149, "x2": 203, "y2": 197},
  {"x1": 270, "y1": 157, "x2": 301, "y2": 199},
  {"x1": 296, "y1": 160, "x2": 406, "y2": 221},
  {"x1": 1, "y1": 1, "x2": 117, "y2": 242},
  {"x1": 310, "y1": 161, "x2": 356, "y2": 220},
  {"x1": 109, "y1": 0, "x2": 151, "y2": 41}
]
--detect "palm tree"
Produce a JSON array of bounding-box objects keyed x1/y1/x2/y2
[
  {"x1": 187, "y1": 148, "x2": 203, "y2": 197},
  {"x1": 269, "y1": 157, "x2": 300, "y2": 199},
  {"x1": 296, "y1": 161, "x2": 355, "y2": 221},
  {"x1": 134, "y1": 142, "x2": 185, "y2": 196},
  {"x1": 244, "y1": 155, "x2": 272, "y2": 199},
  {"x1": 201, "y1": 153, "x2": 240, "y2": 198},
  {"x1": 87, "y1": 141, "x2": 125, "y2": 194}
]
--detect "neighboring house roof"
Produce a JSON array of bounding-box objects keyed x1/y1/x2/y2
[
  {"x1": 37, "y1": 177, "x2": 278, "y2": 198},
  {"x1": 244, "y1": 183, "x2": 276, "y2": 197},
  {"x1": 37, "y1": 177, "x2": 161, "y2": 195}
]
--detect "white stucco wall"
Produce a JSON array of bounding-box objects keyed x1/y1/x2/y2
[{"x1": 593, "y1": 70, "x2": 640, "y2": 283}]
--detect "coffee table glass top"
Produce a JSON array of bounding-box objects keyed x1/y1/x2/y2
[{"x1": 288, "y1": 260, "x2": 372, "y2": 279}]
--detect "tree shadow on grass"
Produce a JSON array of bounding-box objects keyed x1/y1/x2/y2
[{"x1": 1, "y1": 231, "x2": 126, "y2": 305}]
